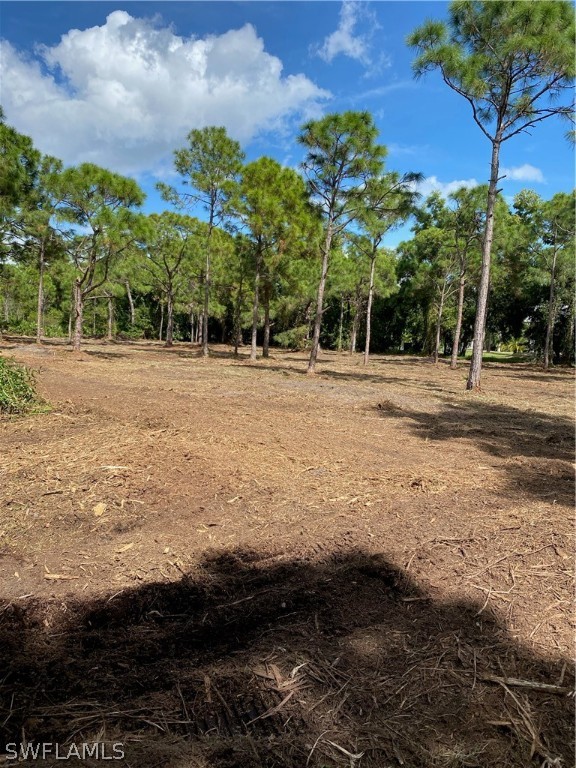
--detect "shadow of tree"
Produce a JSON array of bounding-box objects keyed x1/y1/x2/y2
[
  {"x1": 491, "y1": 370, "x2": 574, "y2": 383},
  {"x1": 234, "y1": 362, "x2": 414, "y2": 386},
  {"x1": 1, "y1": 549, "x2": 573, "y2": 767},
  {"x1": 376, "y1": 398, "x2": 574, "y2": 505},
  {"x1": 84, "y1": 350, "x2": 130, "y2": 360}
]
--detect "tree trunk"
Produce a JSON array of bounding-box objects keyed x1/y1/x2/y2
[
  {"x1": 337, "y1": 294, "x2": 345, "y2": 353},
  {"x1": 72, "y1": 281, "x2": 83, "y2": 352},
  {"x1": 165, "y1": 293, "x2": 174, "y2": 347},
  {"x1": 262, "y1": 280, "x2": 272, "y2": 358},
  {"x1": 250, "y1": 249, "x2": 262, "y2": 361},
  {"x1": 349, "y1": 299, "x2": 360, "y2": 354},
  {"x1": 421, "y1": 301, "x2": 434, "y2": 355},
  {"x1": 566, "y1": 299, "x2": 576, "y2": 365},
  {"x1": 543, "y1": 246, "x2": 558, "y2": 370},
  {"x1": 234, "y1": 327, "x2": 242, "y2": 355},
  {"x1": 234, "y1": 325, "x2": 242, "y2": 355},
  {"x1": 68, "y1": 299, "x2": 73, "y2": 343},
  {"x1": 197, "y1": 312, "x2": 203, "y2": 345},
  {"x1": 450, "y1": 274, "x2": 466, "y2": 369},
  {"x1": 307, "y1": 226, "x2": 333, "y2": 374},
  {"x1": 202, "y1": 268, "x2": 210, "y2": 357},
  {"x1": 0, "y1": 296, "x2": 4, "y2": 339},
  {"x1": 159, "y1": 301, "x2": 164, "y2": 341},
  {"x1": 467, "y1": 138, "x2": 501, "y2": 390},
  {"x1": 202, "y1": 215, "x2": 214, "y2": 358},
  {"x1": 363, "y1": 253, "x2": 377, "y2": 366},
  {"x1": 433, "y1": 280, "x2": 447, "y2": 364},
  {"x1": 202, "y1": 262, "x2": 209, "y2": 356},
  {"x1": 233, "y1": 273, "x2": 244, "y2": 357},
  {"x1": 305, "y1": 302, "x2": 313, "y2": 341},
  {"x1": 190, "y1": 309, "x2": 195, "y2": 344},
  {"x1": 107, "y1": 295, "x2": 114, "y2": 341},
  {"x1": 125, "y1": 280, "x2": 135, "y2": 325},
  {"x1": 36, "y1": 240, "x2": 45, "y2": 344}
]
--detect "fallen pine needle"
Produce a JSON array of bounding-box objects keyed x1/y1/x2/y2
[
  {"x1": 44, "y1": 574, "x2": 79, "y2": 581},
  {"x1": 480, "y1": 674, "x2": 573, "y2": 695},
  {"x1": 325, "y1": 740, "x2": 365, "y2": 764},
  {"x1": 245, "y1": 690, "x2": 294, "y2": 725}
]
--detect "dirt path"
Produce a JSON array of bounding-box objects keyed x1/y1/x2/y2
[{"x1": 1, "y1": 339, "x2": 574, "y2": 767}]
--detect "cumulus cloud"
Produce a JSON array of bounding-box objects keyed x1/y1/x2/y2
[
  {"x1": 416, "y1": 176, "x2": 479, "y2": 199},
  {"x1": 0, "y1": 11, "x2": 329, "y2": 176},
  {"x1": 501, "y1": 164, "x2": 545, "y2": 183},
  {"x1": 316, "y1": 1, "x2": 382, "y2": 68},
  {"x1": 414, "y1": 167, "x2": 544, "y2": 200}
]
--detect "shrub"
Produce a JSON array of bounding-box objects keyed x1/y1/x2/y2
[
  {"x1": 0, "y1": 357, "x2": 47, "y2": 415},
  {"x1": 274, "y1": 325, "x2": 311, "y2": 351}
]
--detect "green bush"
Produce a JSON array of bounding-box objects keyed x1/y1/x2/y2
[
  {"x1": 274, "y1": 325, "x2": 311, "y2": 351},
  {"x1": 500, "y1": 338, "x2": 527, "y2": 354},
  {"x1": 0, "y1": 356, "x2": 47, "y2": 415},
  {"x1": 3, "y1": 319, "x2": 37, "y2": 337}
]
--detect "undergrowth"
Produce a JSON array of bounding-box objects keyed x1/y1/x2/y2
[{"x1": 0, "y1": 356, "x2": 48, "y2": 415}]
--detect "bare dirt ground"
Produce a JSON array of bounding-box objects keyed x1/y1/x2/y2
[{"x1": 1, "y1": 337, "x2": 574, "y2": 768}]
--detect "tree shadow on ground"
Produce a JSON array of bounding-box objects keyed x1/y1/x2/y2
[
  {"x1": 376, "y1": 397, "x2": 575, "y2": 505},
  {"x1": 490, "y1": 370, "x2": 574, "y2": 383},
  {"x1": 84, "y1": 350, "x2": 130, "y2": 360},
  {"x1": 235, "y1": 362, "x2": 422, "y2": 387},
  {"x1": 235, "y1": 362, "x2": 307, "y2": 377},
  {"x1": 0, "y1": 336, "x2": 68, "y2": 348},
  {"x1": 113, "y1": 345, "x2": 252, "y2": 362},
  {"x1": 1, "y1": 548, "x2": 573, "y2": 768},
  {"x1": 179, "y1": 348, "x2": 250, "y2": 361},
  {"x1": 277, "y1": 354, "x2": 435, "y2": 368}
]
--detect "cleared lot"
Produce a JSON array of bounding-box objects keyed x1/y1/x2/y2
[{"x1": 1, "y1": 339, "x2": 574, "y2": 767}]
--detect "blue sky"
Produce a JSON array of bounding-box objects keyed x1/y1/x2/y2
[{"x1": 1, "y1": 1, "x2": 573, "y2": 246}]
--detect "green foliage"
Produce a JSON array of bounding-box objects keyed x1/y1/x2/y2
[
  {"x1": 0, "y1": 357, "x2": 47, "y2": 415},
  {"x1": 158, "y1": 126, "x2": 245, "y2": 353},
  {"x1": 409, "y1": 0, "x2": 575, "y2": 385},
  {"x1": 0, "y1": 105, "x2": 573, "y2": 365},
  {"x1": 299, "y1": 111, "x2": 386, "y2": 232},
  {"x1": 159, "y1": 126, "x2": 244, "y2": 220},
  {"x1": 239, "y1": 157, "x2": 315, "y2": 251},
  {"x1": 409, "y1": 0, "x2": 575, "y2": 142},
  {"x1": 274, "y1": 325, "x2": 310, "y2": 351},
  {"x1": 0, "y1": 116, "x2": 40, "y2": 221},
  {"x1": 500, "y1": 338, "x2": 528, "y2": 354}
]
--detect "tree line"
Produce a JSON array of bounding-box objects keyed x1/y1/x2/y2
[{"x1": 0, "y1": 1, "x2": 574, "y2": 385}]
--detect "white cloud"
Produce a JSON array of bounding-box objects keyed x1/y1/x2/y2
[
  {"x1": 0, "y1": 12, "x2": 330, "y2": 176},
  {"x1": 501, "y1": 164, "x2": 545, "y2": 183},
  {"x1": 354, "y1": 80, "x2": 415, "y2": 100},
  {"x1": 416, "y1": 176, "x2": 479, "y2": 198},
  {"x1": 316, "y1": 1, "x2": 378, "y2": 67},
  {"x1": 387, "y1": 142, "x2": 425, "y2": 157}
]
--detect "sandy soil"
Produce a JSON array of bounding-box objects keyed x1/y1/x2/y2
[{"x1": 0, "y1": 337, "x2": 574, "y2": 768}]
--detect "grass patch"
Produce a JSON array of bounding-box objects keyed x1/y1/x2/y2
[
  {"x1": 0, "y1": 356, "x2": 48, "y2": 415},
  {"x1": 463, "y1": 350, "x2": 532, "y2": 363}
]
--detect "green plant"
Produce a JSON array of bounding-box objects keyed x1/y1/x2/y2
[
  {"x1": 0, "y1": 356, "x2": 47, "y2": 415},
  {"x1": 500, "y1": 338, "x2": 527, "y2": 354},
  {"x1": 274, "y1": 325, "x2": 310, "y2": 351}
]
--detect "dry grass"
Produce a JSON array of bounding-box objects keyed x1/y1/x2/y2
[{"x1": 0, "y1": 338, "x2": 574, "y2": 767}]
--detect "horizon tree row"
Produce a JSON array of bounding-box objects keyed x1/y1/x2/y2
[
  {"x1": 1, "y1": 0, "x2": 574, "y2": 385},
  {"x1": 1, "y1": 103, "x2": 575, "y2": 368}
]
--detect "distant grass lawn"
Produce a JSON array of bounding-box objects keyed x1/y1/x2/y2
[{"x1": 463, "y1": 350, "x2": 531, "y2": 363}]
